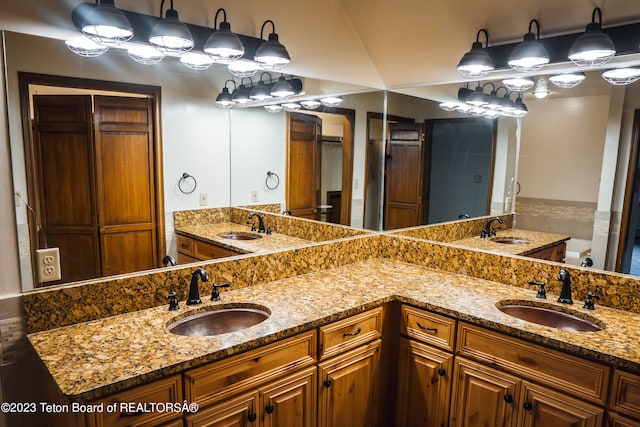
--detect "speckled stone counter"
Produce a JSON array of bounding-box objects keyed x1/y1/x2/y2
[
  {"x1": 451, "y1": 228, "x2": 570, "y2": 256},
  {"x1": 175, "y1": 222, "x2": 311, "y2": 254},
  {"x1": 28, "y1": 258, "x2": 640, "y2": 402}
]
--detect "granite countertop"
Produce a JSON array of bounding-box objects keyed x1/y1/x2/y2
[
  {"x1": 28, "y1": 258, "x2": 640, "y2": 402},
  {"x1": 175, "y1": 222, "x2": 311, "y2": 254},
  {"x1": 451, "y1": 228, "x2": 571, "y2": 256}
]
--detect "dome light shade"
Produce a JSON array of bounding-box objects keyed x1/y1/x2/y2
[
  {"x1": 65, "y1": 37, "x2": 109, "y2": 57},
  {"x1": 502, "y1": 77, "x2": 535, "y2": 92},
  {"x1": 549, "y1": 72, "x2": 586, "y2": 88},
  {"x1": 81, "y1": 0, "x2": 133, "y2": 46},
  {"x1": 265, "y1": 105, "x2": 283, "y2": 113},
  {"x1": 271, "y1": 75, "x2": 295, "y2": 98},
  {"x1": 457, "y1": 29, "x2": 494, "y2": 78},
  {"x1": 149, "y1": 7, "x2": 194, "y2": 57},
  {"x1": 128, "y1": 43, "x2": 165, "y2": 64},
  {"x1": 204, "y1": 8, "x2": 245, "y2": 64},
  {"x1": 568, "y1": 7, "x2": 616, "y2": 68},
  {"x1": 508, "y1": 19, "x2": 549, "y2": 72},
  {"x1": 466, "y1": 85, "x2": 489, "y2": 106},
  {"x1": 215, "y1": 80, "x2": 236, "y2": 108},
  {"x1": 250, "y1": 80, "x2": 273, "y2": 101},
  {"x1": 254, "y1": 20, "x2": 291, "y2": 70},
  {"x1": 320, "y1": 96, "x2": 343, "y2": 107},
  {"x1": 228, "y1": 59, "x2": 262, "y2": 77},
  {"x1": 301, "y1": 100, "x2": 322, "y2": 110},
  {"x1": 282, "y1": 102, "x2": 301, "y2": 112},
  {"x1": 602, "y1": 68, "x2": 640, "y2": 86},
  {"x1": 180, "y1": 51, "x2": 214, "y2": 70}
]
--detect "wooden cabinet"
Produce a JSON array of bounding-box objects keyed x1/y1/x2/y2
[
  {"x1": 527, "y1": 241, "x2": 567, "y2": 262},
  {"x1": 177, "y1": 234, "x2": 241, "y2": 263},
  {"x1": 609, "y1": 369, "x2": 640, "y2": 425}
]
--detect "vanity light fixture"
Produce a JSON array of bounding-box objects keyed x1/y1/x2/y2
[
  {"x1": 320, "y1": 96, "x2": 343, "y2": 107},
  {"x1": 215, "y1": 80, "x2": 236, "y2": 108},
  {"x1": 281, "y1": 102, "x2": 301, "y2": 112},
  {"x1": 442, "y1": 84, "x2": 527, "y2": 118},
  {"x1": 180, "y1": 51, "x2": 215, "y2": 70},
  {"x1": 508, "y1": 19, "x2": 550, "y2": 72},
  {"x1": 602, "y1": 68, "x2": 640, "y2": 85},
  {"x1": 270, "y1": 75, "x2": 296, "y2": 98},
  {"x1": 532, "y1": 78, "x2": 550, "y2": 99},
  {"x1": 148, "y1": 0, "x2": 194, "y2": 57},
  {"x1": 228, "y1": 59, "x2": 262, "y2": 77},
  {"x1": 300, "y1": 100, "x2": 322, "y2": 110},
  {"x1": 502, "y1": 77, "x2": 535, "y2": 92},
  {"x1": 232, "y1": 78, "x2": 253, "y2": 105},
  {"x1": 65, "y1": 37, "x2": 109, "y2": 57},
  {"x1": 254, "y1": 20, "x2": 291, "y2": 71},
  {"x1": 466, "y1": 84, "x2": 489, "y2": 106},
  {"x1": 204, "y1": 8, "x2": 245, "y2": 64},
  {"x1": 127, "y1": 43, "x2": 166, "y2": 64},
  {"x1": 264, "y1": 104, "x2": 284, "y2": 113},
  {"x1": 549, "y1": 72, "x2": 586, "y2": 88},
  {"x1": 80, "y1": 0, "x2": 133, "y2": 47},
  {"x1": 250, "y1": 73, "x2": 274, "y2": 101},
  {"x1": 568, "y1": 7, "x2": 616, "y2": 68},
  {"x1": 457, "y1": 29, "x2": 495, "y2": 78}
]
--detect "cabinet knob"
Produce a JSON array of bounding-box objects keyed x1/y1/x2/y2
[
  {"x1": 523, "y1": 402, "x2": 533, "y2": 411},
  {"x1": 438, "y1": 368, "x2": 446, "y2": 376},
  {"x1": 248, "y1": 411, "x2": 257, "y2": 422},
  {"x1": 323, "y1": 379, "x2": 333, "y2": 388},
  {"x1": 504, "y1": 394, "x2": 513, "y2": 403},
  {"x1": 265, "y1": 404, "x2": 274, "y2": 414}
]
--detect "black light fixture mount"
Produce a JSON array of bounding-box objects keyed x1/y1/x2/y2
[
  {"x1": 508, "y1": 19, "x2": 550, "y2": 72},
  {"x1": 457, "y1": 29, "x2": 495, "y2": 78},
  {"x1": 79, "y1": 0, "x2": 133, "y2": 46},
  {"x1": 254, "y1": 20, "x2": 291, "y2": 71},
  {"x1": 148, "y1": 0, "x2": 194, "y2": 56},
  {"x1": 568, "y1": 7, "x2": 616, "y2": 68},
  {"x1": 204, "y1": 8, "x2": 245, "y2": 64}
]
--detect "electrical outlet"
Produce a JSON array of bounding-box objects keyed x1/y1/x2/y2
[
  {"x1": 199, "y1": 192, "x2": 208, "y2": 206},
  {"x1": 251, "y1": 191, "x2": 259, "y2": 203},
  {"x1": 505, "y1": 197, "x2": 512, "y2": 212},
  {"x1": 36, "y1": 248, "x2": 61, "y2": 283}
]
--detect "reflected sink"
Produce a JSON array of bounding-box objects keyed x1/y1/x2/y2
[
  {"x1": 496, "y1": 301, "x2": 603, "y2": 332},
  {"x1": 167, "y1": 304, "x2": 271, "y2": 337},
  {"x1": 217, "y1": 231, "x2": 263, "y2": 241},
  {"x1": 490, "y1": 237, "x2": 531, "y2": 245}
]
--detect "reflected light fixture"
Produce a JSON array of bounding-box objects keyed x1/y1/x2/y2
[
  {"x1": 228, "y1": 59, "x2": 262, "y2": 77},
  {"x1": 508, "y1": 19, "x2": 549, "y2": 72},
  {"x1": 128, "y1": 43, "x2": 166, "y2": 64},
  {"x1": 282, "y1": 102, "x2": 301, "y2": 112},
  {"x1": 148, "y1": 0, "x2": 194, "y2": 57},
  {"x1": 512, "y1": 95, "x2": 528, "y2": 117},
  {"x1": 270, "y1": 75, "x2": 295, "y2": 98},
  {"x1": 254, "y1": 20, "x2": 291, "y2": 70},
  {"x1": 457, "y1": 29, "x2": 494, "y2": 78},
  {"x1": 232, "y1": 78, "x2": 253, "y2": 105},
  {"x1": 502, "y1": 77, "x2": 535, "y2": 92},
  {"x1": 204, "y1": 8, "x2": 245, "y2": 64},
  {"x1": 65, "y1": 37, "x2": 109, "y2": 57},
  {"x1": 264, "y1": 105, "x2": 284, "y2": 113},
  {"x1": 180, "y1": 51, "x2": 214, "y2": 70},
  {"x1": 532, "y1": 78, "x2": 550, "y2": 99},
  {"x1": 568, "y1": 7, "x2": 616, "y2": 68},
  {"x1": 80, "y1": 0, "x2": 133, "y2": 47},
  {"x1": 250, "y1": 73, "x2": 274, "y2": 101},
  {"x1": 602, "y1": 68, "x2": 640, "y2": 86},
  {"x1": 549, "y1": 72, "x2": 586, "y2": 88},
  {"x1": 215, "y1": 80, "x2": 236, "y2": 108},
  {"x1": 320, "y1": 96, "x2": 343, "y2": 107},
  {"x1": 466, "y1": 84, "x2": 489, "y2": 106},
  {"x1": 301, "y1": 100, "x2": 322, "y2": 110}
]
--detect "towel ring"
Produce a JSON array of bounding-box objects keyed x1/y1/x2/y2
[
  {"x1": 178, "y1": 173, "x2": 197, "y2": 194},
  {"x1": 265, "y1": 171, "x2": 280, "y2": 190}
]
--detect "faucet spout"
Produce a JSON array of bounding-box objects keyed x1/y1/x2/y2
[
  {"x1": 248, "y1": 212, "x2": 266, "y2": 233},
  {"x1": 557, "y1": 269, "x2": 573, "y2": 304},
  {"x1": 481, "y1": 217, "x2": 503, "y2": 238},
  {"x1": 187, "y1": 268, "x2": 208, "y2": 305}
]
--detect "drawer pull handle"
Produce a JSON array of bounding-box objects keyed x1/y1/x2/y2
[
  {"x1": 323, "y1": 379, "x2": 333, "y2": 388},
  {"x1": 120, "y1": 410, "x2": 144, "y2": 418},
  {"x1": 265, "y1": 404, "x2": 274, "y2": 414},
  {"x1": 504, "y1": 394, "x2": 513, "y2": 403},
  {"x1": 248, "y1": 411, "x2": 257, "y2": 422},
  {"x1": 343, "y1": 327, "x2": 362, "y2": 337},
  {"x1": 417, "y1": 322, "x2": 437, "y2": 333},
  {"x1": 523, "y1": 402, "x2": 533, "y2": 411}
]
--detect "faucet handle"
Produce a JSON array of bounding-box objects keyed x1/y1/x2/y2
[
  {"x1": 167, "y1": 291, "x2": 179, "y2": 311},
  {"x1": 529, "y1": 281, "x2": 546, "y2": 299},
  {"x1": 583, "y1": 292, "x2": 600, "y2": 310},
  {"x1": 246, "y1": 221, "x2": 257, "y2": 232},
  {"x1": 211, "y1": 283, "x2": 230, "y2": 301}
]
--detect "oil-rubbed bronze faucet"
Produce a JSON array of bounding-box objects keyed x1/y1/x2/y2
[
  {"x1": 480, "y1": 217, "x2": 503, "y2": 238},
  {"x1": 248, "y1": 212, "x2": 266, "y2": 233},
  {"x1": 187, "y1": 268, "x2": 208, "y2": 305},
  {"x1": 557, "y1": 269, "x2": 573, "y2": 304}
]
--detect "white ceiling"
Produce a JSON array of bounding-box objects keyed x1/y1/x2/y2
[{"x1": 3, "y1": 0, "x2": 640, "y2": 90}]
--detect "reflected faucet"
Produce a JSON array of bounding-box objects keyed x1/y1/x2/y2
[
  {"x1": 557, "y1": 269, "x2": 573, "y2": 304},
  {"x1": 162, "y1": 255, "x2": 177, "y2": 266},
  {"x1": 187, "y1": 268, "x2": 208, "y2": 305},
  {"x1": 481, "y1": 217, "x2": 503, "y2": 238},
  {"x1": 248, "y1": 212, "x2": 266, "y2": 233}
]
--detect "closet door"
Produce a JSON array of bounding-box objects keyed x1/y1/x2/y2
[
  {"x1": 94, "y1": 96, "x2": 157, "y2": 276},
  {"x1": 33, "y1": 95, "x2": 100, "y2": 284}
]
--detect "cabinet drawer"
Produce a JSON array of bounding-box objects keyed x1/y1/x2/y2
[
  {"x1": 185, "y1": 330, "x2": 316, "y2": 408},
  {"x1": 456, "y1": 322, "x2": 609, "y2": 404},
  {"x1": 318, "y1": 307, "x2": 383, "y2": 360},
  {"x1": 400, "y1": 304, "x2": 456, "y2": 351},
  {"x1": 194, "y1": 240, "x2": 240, "y2": 259},
  {"x1": 86, "y1": 375, "x2": 182, "y2": 427},
  {"x1": 177, "y1": 235, "x2": 195, "y2": 257},
  {"x1": 610, "y1": 370, "x2": 640, "y2": 420}
]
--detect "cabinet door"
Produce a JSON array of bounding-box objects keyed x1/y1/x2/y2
[
  {"x1": 185, "y1": 391, "x2": 258, "y2": 427},
  {"x1": 519, "y1": 381, "x2": 604, "y2": 427},
  {"x1": 449, "y1": 357, "x2": 520, "y2": 427},
  {"x1": 396, "y1": 337, "x2": 453, "y2": 427},
  {"x1": 260, "y1": 367, "x2": 317, "y2": 427},
  {"x1": 317, "y1": 339, "x2": 381, "y2": 427}
]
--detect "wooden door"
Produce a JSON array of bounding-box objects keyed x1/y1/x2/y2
[
  {"x1": 186, "y1": 391, "x2": 258, "y2": 427},
  {"x1": 260, "y1": 367, "x2": 317, "y2": 427},
  {"x1": 518, "y1": 381, "x2": 603, "y2": 427},
  {"x1": 395, "y1": 337, "x2": 453, "y2": 427},
  {"x1": 286, "y1": 112, "x2": 322, "y2": 220},
  {"x1": 317, "y1": 340, "x2": 381, "y2": 427},
  {"x1": 94, "y1": 96, "x2": 158, "y2": 276},
  {"x1": 449, "y1": 357, "x2": 520, "y2": 427},
  {"x1": 384, "y1": 123, "x2": 425, "y2": 230},
  {"x1": 32, "y1": 95, "x2": 100, "y2": 283}
]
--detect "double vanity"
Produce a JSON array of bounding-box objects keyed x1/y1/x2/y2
[{"x1": 24, "y1": 209, "x2": 640, "y2": 426}]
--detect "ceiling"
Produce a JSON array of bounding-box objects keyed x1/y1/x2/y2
[{"x1": 3, "y1": 0, "x2": 640, "y2": 90}]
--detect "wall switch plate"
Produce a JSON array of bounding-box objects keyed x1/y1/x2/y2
[
  {"x1": 36, "y1": 247, "x2": 61, "y2": 283},
  {"x1": 14, "y1": 191, "x2": 21, "y2": 207},
  {"x1": 199, "y1": 192, "x2": 208, "y2": 206},
  {"x1": 251, "y1": 191, "x2": 259, "y2": 203}
]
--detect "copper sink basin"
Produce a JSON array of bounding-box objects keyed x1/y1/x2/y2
[
  {"x1": 490, "y1": 237, "x2": 531, "y2": 244},
  {"x1": 217, "y1": 231, "x2": 263, "y2": 241},
  {"x1": 167, "y1": 304, "x2": 270, "y2": 337},
  {"x1": 496, "y1": 301, "x2": 603, "y2": 332}
]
